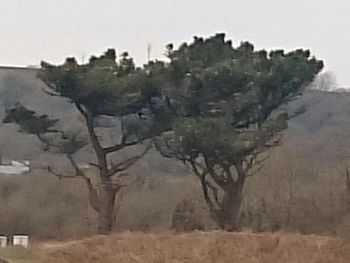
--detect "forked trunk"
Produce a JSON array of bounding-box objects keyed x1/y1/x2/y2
[{"x1": 97, "y1": 184, "x2": 118, "y2": 235}]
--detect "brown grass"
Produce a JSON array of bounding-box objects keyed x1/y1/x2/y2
[
  {"x1": 38, "y1": 232, "x2": 350, "y2": 263},
  {"x1": 0, "y1": 246, "x2": 37, "y2": 263}
]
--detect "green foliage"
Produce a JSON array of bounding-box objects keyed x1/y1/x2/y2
[
  {"x1": 156, "y1": 33, "x2": 323, "y2": 165},
  {"x1": 153, "y1": 33, "x2": 323, "y2": 229},
  {"x1": 40, "y1": 49, "x2": 160, "y2": 117},
  {"x1": 3, "y1": 105, "x2": 58, "y2": 135},
  {"x1": 3, "y1": 105, "x2": 87, "y2": 154}
]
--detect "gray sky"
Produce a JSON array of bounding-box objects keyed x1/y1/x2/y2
[{"x1": 1, "y1": 0, "x2": 349, "y2": 86}]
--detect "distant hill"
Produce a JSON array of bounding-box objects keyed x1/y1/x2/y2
[
  {"x1": 285, "y1": 89, "x2": 350, "y2": 168},
  {"x1": 0, "y1": 68, "x2": 349, "y2": 176},
  {"x1": 0, "y1": 68, "x2": 187, "y2": 176}
]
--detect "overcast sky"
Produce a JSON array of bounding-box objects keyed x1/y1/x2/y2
[{"x1": 1, "y1": 0, "x2": 349, "y2": 86}]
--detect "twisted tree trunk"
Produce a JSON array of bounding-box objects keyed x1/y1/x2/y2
[{"x1": 197, "y1": 160, "x2": 246, "y2": 231}]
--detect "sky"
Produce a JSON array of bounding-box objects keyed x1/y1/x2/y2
[{"x1": 1, "y1": 0, "x2": 350, "y2": 86}]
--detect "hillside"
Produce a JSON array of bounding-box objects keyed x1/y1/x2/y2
[
  {"x1": 1, "y1": 68, "x2": 350, "y2": 238},
  {"x1": 286, "y1": 89, "x2": 350, "y2": 168},
  {"x1": 0, "y1": 68, "x2": 186, "y2": 176},
  {"x1": 1, "y1": 68, "x2": 350, "y2": 173}
]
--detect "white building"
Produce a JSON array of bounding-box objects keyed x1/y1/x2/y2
[{"x1": 0, "y1": 160, "x2": 30, "y2": 175}]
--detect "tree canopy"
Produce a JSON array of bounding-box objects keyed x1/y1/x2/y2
[
  {"x1": 40, "y1": 49, "x2": 160, "y2": 118},
  {"x1": 153, "y1": 33, "x2": 323, "y2": 229},
  {"x1": 3, "y1": 48, "x2": 163, "y2": 234}
]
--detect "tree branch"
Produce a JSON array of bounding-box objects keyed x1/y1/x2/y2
[
  {"x1": 188, "y1": 158, "x2": 221, "y2": 211},
  {"x1": 89, "y1": 162, "x2": 100, "y2": 169},
  {"x1": 188, "y1": 158, "x2": 206, "y2": 178},
  {"x1": 102, "y1": 140, "x2": 138, "y2": 155},
  {"x1": 202, "y1": 154, "x2": 228, "y2": 188},
  {"x1": 222, "y1": 162, "x2": 234, "y2": 183},
  {"x1": 206, "y1": 179, "x2": 221, "y2": 208},
  {"x1": 66, "y1": 153, "x2": 84, "y2": 175},
  {"x1": 245, "y1": 152, "x2": 269, "y2": 177},
  {"x1": 233, "y1": 160, "x2": 246, "y2": 187},
  {"x1": 102, "y1": 125, "x2": 148, "y2": 155},
  {"x1": 245, "y1": 164, "x2": 264, "y2": 178},
  {"x1": 106, "y1": 144, "x2": 152, "y2": 177},
  {"x1": 208, "y1": 170, "x2": 228, "y2": 188},
  {"x1": 47, "y1": 154, "x2": 101, "y2": 213},
  {"x1": 74, "y1": 102, "x2": 108, "y2": 172},
  {"x1": 41, "y1": 86, "x2": 61, "y2": 97}
]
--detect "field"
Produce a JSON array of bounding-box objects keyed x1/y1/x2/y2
[{"x1": 2, "y1": 232, "x2": 350, "y2": 263}]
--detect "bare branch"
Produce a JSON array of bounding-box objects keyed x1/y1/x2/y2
[
  {"x1": 188, "y1": 158, "x2": 221, "y2": 212},
  {"x1": 208, "y1": 170, "x2": 227, "y2": 188},
  {"x1": 198, "y1": 171, "x2": 222, "y2": 213},
  {"x1": 106, "y1": 144, "x2": 152, "y2": 177},
  {"x1": 41, "y1": 87, "x2": 61, "y2": 97},
  {"x1": 74, "y1": 102, "x2": 89, "y2": 119},
  {"x1": 233, "y1": 160, "x2": 246, "y2": 187},
  {"x1": 222, "y1": 162, "x2": 234, "y2": 182},
  {"x1": 246, "y1": 163, "x2": 264, "y2": 178},
  {"x1": 199, "y1": 173, "x2": 216, "y2": 212},
  {"x1": 74, "y1": 102, "x2": 108, "y2": 171},
  {"x1": 245, "y1": 152, "x2": 269, "y2": 178},
  {"x1": 66, "y1": 154, "x2": 84, "y2": 175},
  {"x1": 89, "y1": 162, "x2": 100, "y2": 169},
  {"x1": 102, "y1": 123, "x2": 144, "y2": 155},
  {"x1": 189, "y1": 158, "x2": 206, "y2": 178},
  {"x1": 205, "y1": 180, "x2": 221, "y2": 208},
  {"x1": 102, "y1": 140, "x2": 138, "y2": 155}
]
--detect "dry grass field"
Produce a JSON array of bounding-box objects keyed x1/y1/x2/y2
[{"x1": 32, "y1": 232, "x2": 350, "y2": 263}]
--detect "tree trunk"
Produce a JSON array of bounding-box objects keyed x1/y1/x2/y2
[
  {"x1": 97, "y1": 184, "x2": 118, "y2": 235},
  {"x1": 220, "y1": 189, "x2": 243, "y2": 231},
  {"x1": 211, "y1": 181, "x2": 244, "y2": 231}
]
